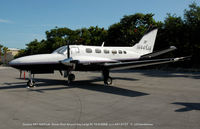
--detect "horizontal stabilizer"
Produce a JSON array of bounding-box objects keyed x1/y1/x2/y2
[{"x1": 141, "y1": 46, "x2": 177, "y2": 59}]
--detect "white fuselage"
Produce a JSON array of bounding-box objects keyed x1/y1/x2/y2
[
  {"x1": 9, "y1": 45, "x2": 143, "y2": 66},
  {"x1": 64, "y1": 45, "x2": 142, "y2": 63}
]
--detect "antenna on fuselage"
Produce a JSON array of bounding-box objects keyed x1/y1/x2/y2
[{"x1": 101, "y1": 42, "x2": 105, "y2": 47}]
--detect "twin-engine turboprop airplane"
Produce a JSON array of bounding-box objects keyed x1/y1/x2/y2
[{"x1": 9, "y1": 28, "x2": 188, "y2": 87}]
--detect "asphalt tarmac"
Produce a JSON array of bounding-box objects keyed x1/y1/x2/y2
[{"x1": 0, "y1": 67, "x2": 200, "y2": 129}]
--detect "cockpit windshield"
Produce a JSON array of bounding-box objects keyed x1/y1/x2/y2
[{"x1": 52, "y1": 46, "x2": 68, "y2": 54}]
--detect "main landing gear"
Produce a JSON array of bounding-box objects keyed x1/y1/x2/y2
[
  {"x1": 65, "y1": 70, "x2": 112, "y2": 86},
  {"x1": 102, "y1": 69, "x2": 112, "y2": 86},
  {"x1": 27, "y1": 71, "x2": 35, "y2": 88},
  {"x1": 64, "y1": 70, "x2": 75, "y2": 84},
  {"x1": 68, "y1": 73, "x2": 75, "y2": 83}
]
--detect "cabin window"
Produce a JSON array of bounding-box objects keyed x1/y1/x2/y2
[
  {"x1": 86, "y1": 48, "x2": 92, "y2": 53},
  {"x1": 95, "y1": 48, "x2": 101, "y2": 53},
  {"x1": 112, "y1": 50, "x2": 117, "y2": 54},
  {"x1": 104, "y1": 49, "x2": 109, "y2": 54},
  {"x1": 118, "y1": 50, "x2": 122, "y2": 54},
  {"x1": 123, "y1": 51, "x2": 127, "y2": 54}
]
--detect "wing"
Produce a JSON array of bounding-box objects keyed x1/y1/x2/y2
[
  {"x1": 103, "y1": 56, "x2": 190, "y2": 70},
  {"x1": 60, "y1": 55, "x2": 190, "y2": 71},
  {"x1": 60, "y1": 56, "x2": 118, "y2": 65}
]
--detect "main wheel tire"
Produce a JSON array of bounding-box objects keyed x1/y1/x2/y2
[
  {"x1": 104, "y1": 77, "x2": 112, "y2": 86},
  {"x1": 68, "y1": 74, "x2": 75, "y2": 82}
]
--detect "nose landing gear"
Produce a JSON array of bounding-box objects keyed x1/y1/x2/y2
[
  {"x1": 27, "y1": 80, "x2": 35, "y2": 88},
  {"x1": 27, "y1": 71, "x2": 35, "y2": 88}
]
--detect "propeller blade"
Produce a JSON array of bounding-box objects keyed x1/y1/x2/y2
[{"x1": 67, "y1": 41, "x2": 70, "y2": 58}]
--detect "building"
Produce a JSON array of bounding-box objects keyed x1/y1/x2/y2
[{"x1": 0, "y1": 48, "x2": 20, "y2": 64}]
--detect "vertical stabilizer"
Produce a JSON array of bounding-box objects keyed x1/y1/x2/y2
[{"x1": 132, "y1": 29, "x2": 158, "y2": 55}]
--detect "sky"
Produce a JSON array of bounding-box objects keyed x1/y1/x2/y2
[{"x1": 0, "y1": 0, "x2": 199, "y2": 49}]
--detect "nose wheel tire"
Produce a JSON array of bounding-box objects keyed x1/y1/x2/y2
[
  {"x1": 27, "y1": 80, "x2": 35, "y2": 88},
  {"x1": 104, "y1": 77, "x2": 112, "y2": 86}
]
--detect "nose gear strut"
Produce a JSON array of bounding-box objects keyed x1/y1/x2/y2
[{"x1": 27, "y1": 71, "x2": 35, "y2": 88}]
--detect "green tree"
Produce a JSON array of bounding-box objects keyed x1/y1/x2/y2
[
  {"x1": 78, "y1": 28, "x2": 91, "y2": 45},
  {"x1": 14, "y1": 49, "x2": 27, "y2": 58},
  {"x1": 155, "y1": 2, "x2": 200, "y2": 68},
  {"x1": 158, "y1": 14, "x2": 185, "y2": 53},
  {"x1": 87, "y1": 26, "x2": 107, "y2": 46},
  {"x1": 106, "y1": 13, "x2": 157, "y2": 46},
  {"x1": 184, "y1": 2, "x2": 200, "y2": 67},
  {"x1": 184, "y1": 2, "x2": 200, "y2": 26},
  {"x1": 0, "y1": 44, "x2": 3, "y2": 64},
  {"x1": 3, "y1": 47, "x2": 9, "y2": 64},
  {"x1": 45, "y1": 27, "x2": 73, "y2": 51},
  {"x1": 25, "y1": 39, "x2": 43, "y2": 55},
  {"x1": 106, "y1": 23, "x2": 123, "y2": 46}
]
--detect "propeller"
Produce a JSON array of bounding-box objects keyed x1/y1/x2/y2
[
  {"x1": 60, "y1": 40, "x2": 77, "y2": 68},
  {"x1": 67, "y1": 40, "x2": 70, "y2": 58}
]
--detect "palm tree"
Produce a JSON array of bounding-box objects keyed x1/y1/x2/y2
[
  {"x1": 3, "y1": 47, "x2": 9, "y2": 64},
  {"x1": 0, "y1": 44, "x2": 3, "y2": 64}
]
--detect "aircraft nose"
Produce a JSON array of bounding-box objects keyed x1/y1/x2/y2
[
  {"x1": 9, "y1": 58, "x2": 19, "y2": 66},
  {"x1": 9, "y1": 54, "x2": 66, "y2": 67},
  {"x1": 9, "y1": 58, "x2": 23, "y2": 69}
]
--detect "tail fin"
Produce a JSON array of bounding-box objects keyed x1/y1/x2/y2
[{"x1": 132, "y1": 29, "x2": 158, "y2": 55}]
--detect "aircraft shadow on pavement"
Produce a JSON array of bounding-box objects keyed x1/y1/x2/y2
[
  {"x1": 114, "y1": 70, "x2": 200, "y2": 79},
  {"x1": 34, "y1": 78, "x2": 148, "y2": 97},
  {"x1": 70, "y1": 80, "x2": 148, "y2": 97},
  {"x1": 138, "y1": 70, "x2": 200, "y2": 79},
  {"x1": 0, "y1": 78, "x2": 68, "y2": 91},
  {"x1": 90, "y1": 76, "x2": 139, "y2": 81},
  {"x1": 172, "y1": 102, "x2": 200, "y2": 112},
  {"x1": 1, "y1": 77, "x2": 148, "y2": 97},
  {"x1": 0, "y1": 84, "x2": 26, "y2": 90}
]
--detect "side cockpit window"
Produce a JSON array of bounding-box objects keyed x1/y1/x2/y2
[{"x1": 52, "y1": 46, "x2": 68, "y2": 54}]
